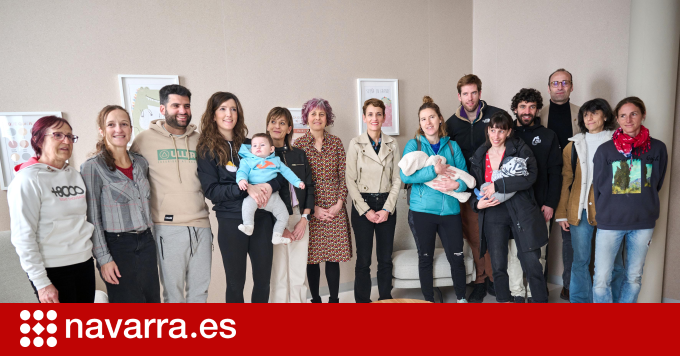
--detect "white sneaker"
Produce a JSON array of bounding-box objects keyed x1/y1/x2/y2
[
  {"x1": 238, "y1": 224, "x2": 254, "y2": 236},
  {"x1": 271, "y1": 232, "x2": 291, "y2": 245},
  {"x1": 457, "y1": 298, "x2": 468, "y2": 303}
]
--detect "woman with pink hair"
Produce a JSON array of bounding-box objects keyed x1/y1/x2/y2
[{"x1": 293, "y1": 98, "x2": 351, "y2": 303}]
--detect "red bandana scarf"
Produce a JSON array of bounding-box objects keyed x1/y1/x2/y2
[{"x1": 612, "y1": 125, "x2": 651, "y2": 170}]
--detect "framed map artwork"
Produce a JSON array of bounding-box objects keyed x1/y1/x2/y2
[
  {"x1": 0, "y1": 112, "x2": 62, "y2": 190},
  {"x1": 118, "y1": 75, "x2": 180, "y2": 144}
]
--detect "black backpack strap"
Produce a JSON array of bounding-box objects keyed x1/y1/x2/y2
[
  {"x1": 568, "y1": 142, "x2": 577, "y2": 191},
  {"x1": 417, "y1": 139, "x2": 421, "y2": 152},
  {"x1": 448, "y1": 141, "x2": 455, "y2": 159}
]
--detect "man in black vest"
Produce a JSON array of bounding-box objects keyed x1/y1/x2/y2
[
  {"x1": 446, "y1": 74, "x2": 501, "y2": 303},
  {"x1": 508, "y1": 88, "x2": 563, "y2": 302},
  {"x1": 543, "y1": 69, "x2": 581, "y2": 301}
]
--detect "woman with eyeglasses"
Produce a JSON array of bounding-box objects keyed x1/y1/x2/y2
[
  {"x1": 8, "y1": 116, "x2": 96, "y2": 303},
  {"x1": 80, "y1": 105, "x2": 160, "y2": 303}
]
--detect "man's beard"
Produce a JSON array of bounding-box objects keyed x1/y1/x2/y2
[
  {"x1": 165, "y1": 112, "x2": 191, "y2": 129},
  {"x1": 463, "y1": 101, "x2": 479, "y2": 113},
  {"x1": 515, "y1": 113, "x2": 535, "y2": 126}
]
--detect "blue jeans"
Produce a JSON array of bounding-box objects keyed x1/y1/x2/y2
[
  {"x1": 569, "y1": 212, "x2": 624, "y2": 303},
  {"x1": 593, "y1": 228, "x2": 654, "y2": 303}
]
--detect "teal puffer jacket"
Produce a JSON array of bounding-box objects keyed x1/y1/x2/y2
[{"x1": 400, "y1": 135, "x2": 468, "y2": 216}]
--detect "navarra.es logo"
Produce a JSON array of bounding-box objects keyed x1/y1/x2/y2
[{"x1": 20, "y1": 310, "x2": 58, "y2": 348}]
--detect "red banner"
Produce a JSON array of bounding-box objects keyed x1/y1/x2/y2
[{"x1": 2, "y1": 303, "x2": 678, "y2": 354}]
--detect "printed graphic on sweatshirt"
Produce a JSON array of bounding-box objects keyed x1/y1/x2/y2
[
  {"x1": 612, "y1": 159, "x2": 651, "y2": 194},
  {"x1": 256, "y1": 161, "x2": 275, "y2": 169},
  {"x1": 226, "y1": 161, "x2": 237, "y2": 172},
  {"x1": 51, "y1": 185, "x2": 85, "y2": 201},
  {"x1": 156, "y1": 149, "x2": 196, "y2": 162}
]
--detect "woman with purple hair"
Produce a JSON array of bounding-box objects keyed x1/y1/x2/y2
[{"x1": 293, "y1": 98, "x2": 352, "y2": 303}]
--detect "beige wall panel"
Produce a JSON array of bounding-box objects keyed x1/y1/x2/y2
[
  {"x1": 1, "y1": 0, "x2": 474, "y2": 302},
  {"x1": 473, "y1": 0, "x2": 631, "y2": 285}
]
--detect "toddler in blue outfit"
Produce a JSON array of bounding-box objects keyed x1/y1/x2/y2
[{"x1": 237, "y1": 133, "x2": 305, "y2": 244}]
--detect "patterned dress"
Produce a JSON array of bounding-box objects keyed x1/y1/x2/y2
[{"x1": 294, "y1": 130, "x2": 352, "y2": 263}]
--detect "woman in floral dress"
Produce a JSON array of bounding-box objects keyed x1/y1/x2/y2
[{"x1": 293, "y1": 98, "x2": 352, "y2": 303}]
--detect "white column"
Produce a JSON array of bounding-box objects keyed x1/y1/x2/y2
[{"x1": 626, "y1": 0, "x2": 680, "y2": 302}]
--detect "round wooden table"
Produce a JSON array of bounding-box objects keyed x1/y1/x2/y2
[{"x1": 372, "y1": 299, "x2": 431, "y2": 303}]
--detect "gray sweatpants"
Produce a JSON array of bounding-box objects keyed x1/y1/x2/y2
[
  {"x1": 154, "y1": 225, "x2": 212, "y2": 303},
  {"x1": 242, "y1": 191, "x2": 289, "y2": 235}
]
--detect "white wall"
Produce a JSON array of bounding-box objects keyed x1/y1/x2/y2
[{"x1": 472, "y1": 0, "x2": 632, "y2": 283}]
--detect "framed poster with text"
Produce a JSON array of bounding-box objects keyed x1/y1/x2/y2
[
  {"x1": 118, "y1": 74, "x2": 179, "y2": 143},
  {"x1": 289, "y1": 108, "x2": 308, "y2": 133},
  {"x1": 357, "y1": 78, "x2": 399, "y2": 135},
  {"x1": 0, "y1": 112, "x2": 62, "y2": 190}
]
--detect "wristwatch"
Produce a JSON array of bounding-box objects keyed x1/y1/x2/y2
[{"x1": 301, "y1": 214, "x2": 309, "y2": 221}]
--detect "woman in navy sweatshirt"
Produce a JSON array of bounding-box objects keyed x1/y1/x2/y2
[{"x1": 592, "y1": 97, "x2": 668, "y2": 303}]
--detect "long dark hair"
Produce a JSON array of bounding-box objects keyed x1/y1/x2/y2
[
  {"x1": 197, "y1": 92, "x2": 248, "y2": 166},
  {"x1": 94, "y1": 105, "x2": 129, "y2": 171}
]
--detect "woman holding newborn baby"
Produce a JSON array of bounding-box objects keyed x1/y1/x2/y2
[
  {"x1": 468, "y1": 110, "x2": 548, "y2": 303},
  {"x1": 399, "y1": 96, "x2": 470, "y2": 303},
  {"x1": 346, "y1": 98, "x2": 402, "y2": 303}
]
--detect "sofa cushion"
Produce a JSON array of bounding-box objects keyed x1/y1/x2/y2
[
  {"x1": 0, "y1": 231, "x2": 38, "y2": 302},
  {"x1": 393, "y1": 242, "x2": 476, "y2": 280}
]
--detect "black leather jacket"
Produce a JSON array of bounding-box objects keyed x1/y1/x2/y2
[
  {"x1": 469, "y1": 137, "x2": 548, "y2": 255},
  {"x1": 275, "y1": 145, "x2": 315, "y2": 215}
]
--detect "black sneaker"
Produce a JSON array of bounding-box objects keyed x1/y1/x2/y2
[
  {"x1": 487, "y1": 279, "x2": 496, "y2": 297},
  {"x1": 467, "y1": 283, "x2": 487, "y2": 303},
  {"x1": 560, "y1": 287, "x2": 570, "y2": 302},
  {"x1": 513, "y1": 296, "x2": 525, "y2": 303},
  {"x1": 311, "y1": 296, "x2": 322, "y2": 303},
  {"x1": 328, "y1": 297, "x2": 340, "y2": 303},
  {"x1": 527, "y1": 297, "x2": 533, "y2": 303}
]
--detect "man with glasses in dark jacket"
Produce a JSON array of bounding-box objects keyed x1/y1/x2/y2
[{"x1": 543, "y1": 68, "x2": 581, "y2": 301}]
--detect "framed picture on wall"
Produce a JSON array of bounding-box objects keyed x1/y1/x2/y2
[
  {"x1": 289, "y1": 108, "x2": 308, "y2": 133},
  {"x1": 118, "y1": 74, "x2": 179, "y2": 143},
  {"x1": 357, "y1": 78, "x2": 399, "y2": 136},
  {"x1": 0, "y1": 112, "x2": 62, "y2": 190}
]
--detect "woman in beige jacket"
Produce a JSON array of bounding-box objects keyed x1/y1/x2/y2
[
  {"x1": 555, "y1": 98, "x2": 622, "y2": 303},
  {"x1": 346, "y1": 98, "x2": 401, "y2": 303}
]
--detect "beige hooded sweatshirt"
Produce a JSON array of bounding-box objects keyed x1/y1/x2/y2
[{"x1": 130, "y1": 120, "x2": 210, "y2": 228}]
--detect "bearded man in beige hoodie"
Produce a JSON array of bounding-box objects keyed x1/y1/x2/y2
[{"x1": 130, "y1": 84, "x2": 212, "y2": 303}]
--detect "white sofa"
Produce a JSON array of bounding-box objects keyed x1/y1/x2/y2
[{"x1": 391, "y1": 189, "x2": 476, "y2": 301}]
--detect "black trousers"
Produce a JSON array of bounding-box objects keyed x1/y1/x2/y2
[
  {"x1": 30, "y1": 257, "x2": 95, "y2": 303},
  {"x1": 410, "y1": 210, "x2": 467, "y2": 301},
  {"x1": 484, "y1": 203, "x2": 547, "y2": 303},
  {"x1": 217, "y1": 210, "x2": 274, "y2": 303},
  {"x1": 100, "y1": 229, "x2": 160, "y2": 303},
  {"x1": 351, "y1": 193, "x2": 396, "y2": 303}
]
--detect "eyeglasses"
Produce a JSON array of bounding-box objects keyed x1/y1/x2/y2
[
  {"x1": 44, "y1": 132, "x2": 79, "y2": 143},
  {"x1": 550, "y1": 80, "x2": 572, "y2": 88}
]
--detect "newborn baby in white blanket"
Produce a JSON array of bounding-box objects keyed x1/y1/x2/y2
[{"x1": 399, "y1": 151, "x2": 476, "y2": 203}]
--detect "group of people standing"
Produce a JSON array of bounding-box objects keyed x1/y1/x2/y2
[{"x1": 8, "y1": 68, "x2": 667, "y2": 304}]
